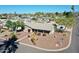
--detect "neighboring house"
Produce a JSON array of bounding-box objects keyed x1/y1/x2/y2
[
  {"x1": 55, "y1": 16, "x2": 60, "y2": 19},
  {"x1": 36, "y1": 17, "x2": 54, "y2": 23},
  {"x1": 25, "y1": 21, "x2": 54, "y2": 34},
  {"x1": 0, "y1": 15, "x2": 7, "y2": 19},
  {"x1": 11, "y1": 16, "x2": 21, "y2": 20},
  {"x1": 22, "y1": 17, "x2": 32, "y2": 23},
  {"x1": 10, "y1": 19, "x2": 18, "y2": 22},
  {"x1": 0, "y1": 21, "x2": 3, "y2": 29},
  {"x1": 37, "y1": 17, "x2": 43, "y2": 22},
  {"x1": 0, "y1": 19, "x2": 7, "y2": 24}
]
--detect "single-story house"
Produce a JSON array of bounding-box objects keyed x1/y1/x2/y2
[{"x1": 25, "y1": 21, "x2": 54, "y2": 34}]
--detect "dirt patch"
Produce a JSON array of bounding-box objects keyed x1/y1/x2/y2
[
  {"x1": 19, "y1": 30, "x2": 70, "y2": 50},
  {"x1": 0, "y1": 29, "x2": 71, "y2": 50}
]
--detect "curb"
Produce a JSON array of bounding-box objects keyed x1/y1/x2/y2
[{"x1": 17, "y1": 28, "x2": 73, "y2": 52}]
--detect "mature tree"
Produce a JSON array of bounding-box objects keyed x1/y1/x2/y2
[
  {"x1": 15, "y1": 21, "x2": 24, "y2": 31},
  {"x1": 12, "y1": 22, "x2": 17, "y2": 31},
  {"x1": 6, "y1": 20, "x2": 17, "y2": 31},
  {"x1": 31, "y1": 18, "x2": 37, "y2": 21},
  {"x1": 5, "y1": 20, "x2": 25, "y2": 31},
  {"x1": 3, "y1": 13, "x2": 7, "y2": 16},
  {"x1": 63, "y1": 11, "x2": 66, "y2": 16},
  {"x1": 20, "y1": 21, "x2": 25, "y2": 30},
  {"x1": 55, "y1": 12, "x2": 59, "y2": 16},
  {"x1": 0, "y1": 15, "x2": 2, "y2": 19},
  {"x1": 34, "y1": 12, "x2": 44, "y2": 17},
  {"x1": 65, "y1": 12, "x2": 73, "y2": 17},
  {"x1": 5, "y1": 20, "x2": 13, "y2": 29},
  {"x1": 71, "y1": 5, "x2": 74, "y2": 12}
]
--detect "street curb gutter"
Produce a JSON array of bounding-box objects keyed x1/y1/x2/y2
[{"x1": 19, "y1": 29, "x2": 73, "y2": 52}]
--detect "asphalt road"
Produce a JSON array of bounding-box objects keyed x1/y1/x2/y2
[{"x1": 15, "y1": 16, "x2": 79, "y2": 53}]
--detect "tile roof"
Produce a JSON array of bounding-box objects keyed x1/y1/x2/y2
[{"x1": 25, "y1": 21, "x2": 54, "y2": 31}]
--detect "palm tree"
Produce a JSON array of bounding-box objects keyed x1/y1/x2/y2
[
  {"x1": 71, "y1": 5, "x2": 74, "y2": 12},
  {"x1": 71, "y1": 5, "x2": 75, "y2": 17},
  {"x1": 0, "y1": 34, "x2": 19, "y2": 53}
]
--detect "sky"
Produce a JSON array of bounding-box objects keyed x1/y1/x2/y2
[{"x1": 0, "y1": 5, "x2": 79, "y2": 14}]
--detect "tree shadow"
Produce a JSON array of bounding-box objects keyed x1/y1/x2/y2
[{"x1": 0, "y1": 35, "x2": 19, "y2": 53}]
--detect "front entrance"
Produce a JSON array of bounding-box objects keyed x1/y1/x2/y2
[{"x1": 28, "y1": 29, "x2": 31, "y2": 32}]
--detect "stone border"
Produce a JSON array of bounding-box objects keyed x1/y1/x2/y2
[{"x1": 17, "y1": 28, "x2": 73, "y2": 52}]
